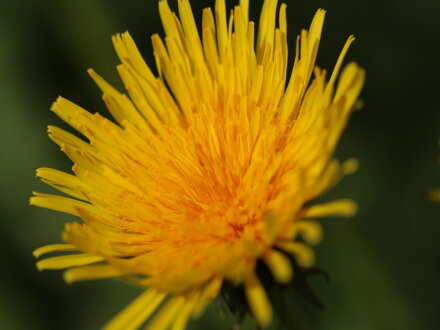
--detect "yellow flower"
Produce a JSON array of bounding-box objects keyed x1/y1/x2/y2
[{"x1": 31, "y1": 0, "x2": 364, "y2": 328}]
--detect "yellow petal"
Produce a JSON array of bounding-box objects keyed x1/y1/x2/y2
[
  {"x1": 295, "y1": 220, "x2": 323, "y2": 245},
  {"x1": 30, "y1": 192, "x2": 91, "y2": 216},
  {"x1": 63, "y1": 264, "x2": 129, "y2": 284},
  {"x1": 36, "y1": 168, "x2": 86, "y2": 200},
  {"x1": 171, "y1": 289, "x2": 201, "y2": 330},
  {"x1": 192, "y1": 275, "x2": 223, "y2": 318},
  {"x1": 36, "y1": 254, "x2": 104, "y2": 270},
  {"x1": 302, "y1": 199, "x2": 358, "y2": 219},
  {"x1": 277, "y1": 241, "x2": 315, "y2": 268},
  {"x1": 244, "y1": 272, "x2": 272, "y2": 327},
  {"x1": 146, "y1": 296, "x2": 185, "y2": 330},
  {"x1": 33, "y1": 244, "x2": 78, "y2": 258},
  {"x1": 263, "y1": 249, "x2": 293, "y2": 283},
  {"x1": 104, "y1": 289, "x2": 166, "y2": 330}
]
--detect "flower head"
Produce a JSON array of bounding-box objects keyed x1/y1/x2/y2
[{"x1": 31, "y1": 0, "x2": 364, "y2": 328}]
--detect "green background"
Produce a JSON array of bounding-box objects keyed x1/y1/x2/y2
[{"x1": 0, "y1": 0, "x2": 438, "y2": 329}]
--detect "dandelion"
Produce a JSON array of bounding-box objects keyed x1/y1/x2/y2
[{"x1": 31, "y1": 0, "x2": 365, "y2": 328}]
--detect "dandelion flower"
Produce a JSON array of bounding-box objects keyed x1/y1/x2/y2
[{"x1": 31, "y1": 0, "x2": 365, "y2": 328}]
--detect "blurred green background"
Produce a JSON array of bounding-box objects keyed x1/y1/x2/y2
[{"x1": 0, "y1": 0, "x2": 438, "y2": 329}]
